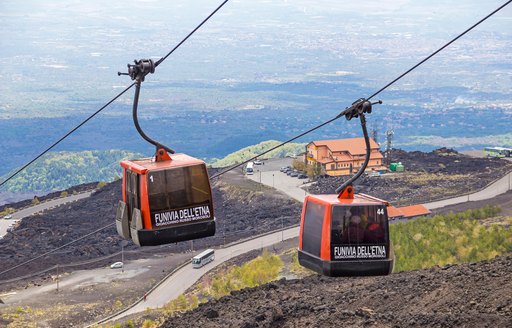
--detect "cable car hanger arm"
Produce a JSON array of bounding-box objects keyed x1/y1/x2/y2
[
  {"x1": 335, "y1": 98, "x2": 381, "y2": 196},
  {"x1": 119, "y1": 59, "x2": 175, "y2": 157}
]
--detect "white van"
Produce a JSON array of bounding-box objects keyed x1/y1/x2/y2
[{"x1": 245, "y1": 162, "x2": 254, "y2": 175}]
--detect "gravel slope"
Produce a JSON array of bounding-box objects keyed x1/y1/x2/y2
[
  {"x1": 0, "y1": 172, "x2": 301, "y2": 285},
  {"x1": 162, "y1": 255, "x2": 512, "y2": 328}
]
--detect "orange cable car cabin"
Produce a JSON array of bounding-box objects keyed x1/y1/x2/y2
[
  {"x1": 116, "y1": 152, "x2": 215, "y2": 246},
  {"x1": 298, "y1": 99, "x2": 393, "y2": 276},
  {"x1": 298, "y1": 187, "x2": 394, "y2": 276},
  {"x1": 115, "y1": 59, "x2": 215, "y2": 246}
]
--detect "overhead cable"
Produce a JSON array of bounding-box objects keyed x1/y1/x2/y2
[
  {"x1": 0, "y1": 0, "x2": 231, "y2": 189},
  {"x1": 210, "y1": 0, "x2": 511, "y2": 179}
]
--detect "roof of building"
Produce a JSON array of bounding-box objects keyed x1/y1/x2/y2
[
  {"x1": 386, "y1": 206, "x2": 403, "y2": 218},
  {"x1": 387, "y1": 204, "x2": 431, "y2": 219},
  {"x1": 309, "y1": 138, "x2": 381, "y2": 156},
  {"x1": 399, "y1": 204, "x2": 431, "y2": 218}
]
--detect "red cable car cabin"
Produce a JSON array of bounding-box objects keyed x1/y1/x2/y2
[
  {"x1": 116, "y1": 152, "x2": 215, "y2": 246},
  {"x1": 298, "y1": 187, "x2": 394, "y2": 276}
]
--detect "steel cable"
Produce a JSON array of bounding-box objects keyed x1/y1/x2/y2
[{"x1": 0, "y1": 0, "x2": 509, "y2": 277}]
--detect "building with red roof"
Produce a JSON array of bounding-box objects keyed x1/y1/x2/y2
[{"x1": 305, "y1": 138, "x2": 385, "y2": 176}]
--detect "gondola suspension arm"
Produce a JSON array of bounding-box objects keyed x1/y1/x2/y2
[
  {"x1": 119, "y1": 59, "x2": 175, "y2": 161},
  {"x1": 335, "y1": 99, "x2": 382, "y2": 197}
]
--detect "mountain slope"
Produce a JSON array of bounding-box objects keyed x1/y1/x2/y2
[
  {"x1": 1, "y1": 150, "x2": 141, "y2": 193},
  {"x1": 211, "y1": 140, "x2": 305, "y2": 168},
  {"x1": 161, "y1": 255, "x2": 512, "y2": 328}
]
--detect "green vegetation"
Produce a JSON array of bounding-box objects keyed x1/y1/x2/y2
[
  {"x1": 292, "y1": 159, "x2": 322, "y2": 179},
  {"x1": 211, "y1": 140, "x2": 306, "y2": 168},
  {"x1": 162, "y1": 250, "x2": 283, "y2": 317},
  {"x1": 1, "y1": 150, "x2": 142, "y2": 193},
  {"x1": 288, "y1": 249, "x2": 314, "y2": 276},
  {"x1": 141, "y1": 319, "x2": 158, "y2": 328},
  {"x1": 0, "y1": 207, "x2": 15, "y2": 217},
  {"x1": 391, "y1": 206, "x2": 511, "y2": 272},
  {"x1": 402, "y1": 132, "x2": 512, "y2": 149}
]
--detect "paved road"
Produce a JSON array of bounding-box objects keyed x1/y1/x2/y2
[
  {"x1": 249, "y1": 159, "x2": 512, "y2": 211},
  {"x1": 0, "y1": 192, "x2": 93, "y2": 238},
  {"x1": 424, "y1": 172, "x2": 512, "y2": 210},
  {"x1": 4, "y1": 260, "x2": 151, "y2": 304},
  {"x1": 248, "y1": 158, "x2": 308, "y2": 202},
  {"x1": 106, "y1": 226, "x2": 300, "y2": 323}
]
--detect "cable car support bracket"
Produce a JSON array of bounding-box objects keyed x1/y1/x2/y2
[
  {"x1": 119, "y1": 59, "x2": 174, "y2": 162},
  {"x1": 335, "y1": 98, "x2": 382, "y2": 198}
]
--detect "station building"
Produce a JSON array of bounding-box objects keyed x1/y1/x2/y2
[{"x1": 305, "y1": 138, "x2": 386, "y2": 176}]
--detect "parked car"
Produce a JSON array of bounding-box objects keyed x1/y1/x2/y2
[
  {"x1": 3, "y1": 214, "x2": 13, "y2": 220},
  {"x1": 110, "y1": 262, "x2": 124, "y2": 269},
  {"x1": 253, "y1": 160, "x2": 262, "y2": 165},
  {"x1": 281, "y1": 166, "x2": 292, "y2": 173},
  {"x1": 290, "y1": 171, "x2": 299, "y2": 177},
  {"x1": 298, "y1": 174, "x2": 308, "y2": 179}
]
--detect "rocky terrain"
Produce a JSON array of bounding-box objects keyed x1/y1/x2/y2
[
  {"x1": 0, "y1": 182, "x2": 97, "y2": 209},
  {"x1": 308, "y1": 148, "x2": 512, "y2": 206},
  {"x1": 0, "y1": 171, "x2": 301, "y2": 285},
  {"x1": 162, "y1": 255, "x2": 511, "y2": 328},
  {"x1": 0, "y1": 149, "x2": 510, "y2": 327}
]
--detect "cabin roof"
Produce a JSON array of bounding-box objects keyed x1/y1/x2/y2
[
  {"x1": 307, "y1": 193, "x2": 388, "y2": 206},
  {"x1": 120, "y1": 153, "x2": 205, "y2": 174}
]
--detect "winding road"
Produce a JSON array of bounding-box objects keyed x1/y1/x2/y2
[
  {"x1": 0, "y1": 191, "x2": 94, "y2": 238},
  {"x1": 93, "y1": 227, "x2": 300, "y2": 326}
]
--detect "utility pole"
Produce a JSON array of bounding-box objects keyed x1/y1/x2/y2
[
  {"x1": 120, "y1": 240, "x2": 129, "y2": 273},
  {"x1": 386, "y1": 129, "x2": 394, "y2": 163},
  {"x1": 121, "y1": 243, "x2": 124, "y2": 273},
  {"x1": 281, "y1": 216, "x2": 284, "y2": 242},
  {"x1": 56, "y1": 264, "x2": 59, "y2": 292},
  {"x1": 371, "y1": 127, "x2": 378, "y2": 145}
]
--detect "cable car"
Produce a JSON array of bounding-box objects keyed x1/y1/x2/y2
[
  {"x1": 115, "y1": 59, "x2": 215, "y2": 246},
  {"x1": 298, "y1": 186, "x2": 394, "y2": 276},
  {"x1": 298, "y1": 98, "x2": 394, "y2": 276}
]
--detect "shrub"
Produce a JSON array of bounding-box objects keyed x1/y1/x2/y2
[
  {"x1": 141, "y1": 319, "x2": 157, "y2": 328},
  {"x1": 163, "y1": 249, "x2": 284, "y2": 317},
  {"x1": 390, "y1": 206, "x2": 510, "y2": 272}
]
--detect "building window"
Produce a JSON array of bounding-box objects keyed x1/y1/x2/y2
[{"x1": 330, "y1": 164, "x2": 335, "y2": 170}]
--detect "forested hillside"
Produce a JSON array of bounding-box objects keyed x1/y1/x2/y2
[
  {"x1": 1, "y1": 150, "x2": 141, "y2": 193},
  {"x1": 211, "y1": 140, "x2": 305, "y2": 168}
]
